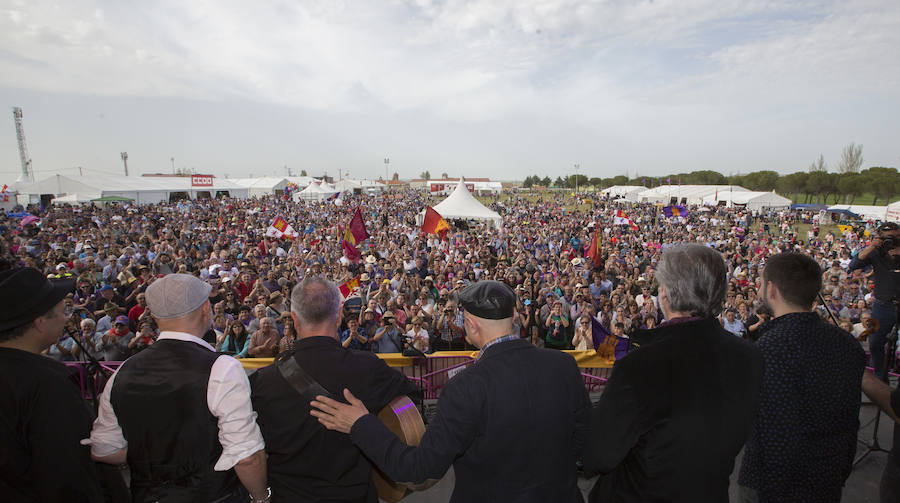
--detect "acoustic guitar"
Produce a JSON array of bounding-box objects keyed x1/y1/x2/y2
[{"x1": 372, "y1": 396, "x2": 436, "y2": 502}]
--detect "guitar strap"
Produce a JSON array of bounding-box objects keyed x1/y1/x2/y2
[{"x1": 275, "y1": 350, "x2": 338, "y2": 402}]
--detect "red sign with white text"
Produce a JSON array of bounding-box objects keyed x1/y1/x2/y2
[{"x1": 191, "y1": 175, "x2": 213, "y2": 187}]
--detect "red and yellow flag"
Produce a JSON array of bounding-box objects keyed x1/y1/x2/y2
[
  {"x1": 585, "y1": 226, "x2": 602, "y2": 268},
  {"x1": 421, "y1": 206, "x2": 450, "y2": 238},
  {"x1": 339, "y1": 276, "x2": 361, "y2": 300}
]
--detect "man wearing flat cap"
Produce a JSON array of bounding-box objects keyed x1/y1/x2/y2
[
  {"x1": 311, "y1": 280, "x2": 591, "y2": 502},
  {"x1": 89, "y1": 273, "x2": 271, "y2": 503},
  {"x1": 0, "y1": 267, "x2": 104, "y2": 502}
]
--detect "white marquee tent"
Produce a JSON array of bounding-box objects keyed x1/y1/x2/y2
[
  {"x1": 601, "y1": 185, "x2": 646, "y2": 199},
  {"x1": 228, "y1": 177, "x2": 289, "y2": 198},
  {"x1": 886, "y1": 201, "x2": 900, "y2": 223},
  {"x1": 630, "y1": 185, "x2": 749, "y2": 204},
  {"x1": 826, "y1": 204, "x2": 893, "y2": 221},
  {"x1": 293, "y1": 182, "x2": 331, "y2": 202},
  {"x1": 418, "y1": 179, "x2": 502, "y2": 227},
  {"x1": 17, "y1": 174, "x2": 249, "y2": 205},
  {"x1": 702, "y1": 191, "x2": 792, "y2": 211}
]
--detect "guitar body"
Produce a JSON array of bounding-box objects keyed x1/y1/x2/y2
[{"x1": 372, "y1": 396, "x2": 433, "y2": 502}]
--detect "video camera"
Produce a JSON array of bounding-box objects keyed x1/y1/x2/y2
[{"x1": 877, "y1": 223, "x2": 899, "y2": 251}]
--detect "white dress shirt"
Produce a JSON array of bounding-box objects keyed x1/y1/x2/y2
[{"x1": 88, "y1": 331, "x2": 265, "y2": 471}]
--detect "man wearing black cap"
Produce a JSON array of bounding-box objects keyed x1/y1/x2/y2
[
  {"x1": 310, "y1": 280, "x2": 591, "y2": 502},
  {"x1": 0, "y1": 267, "x2": 104, "y2": 502}
]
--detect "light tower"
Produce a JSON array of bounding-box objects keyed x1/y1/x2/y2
[
  {"x1": 12, "y1": 107, "x2": 33, "y2": 183},
  {"x1": 121, "y1": 152, "x2": 129, "y2": 176}
]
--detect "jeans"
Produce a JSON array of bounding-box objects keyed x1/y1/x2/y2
[{"x1": 870, "y1": 299, "x2": 898, "y2": 379}]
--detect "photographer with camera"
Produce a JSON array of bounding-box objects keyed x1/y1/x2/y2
[
  {"x1": 372, "y1": 311, "x2": 404, "y2": 353},
  {"x1": 848, "y1": 222, "x2": 900, "y2": 379}
]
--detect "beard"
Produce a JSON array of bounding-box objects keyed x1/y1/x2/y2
[{"x1": 759, "y1": 282, "x2": 772, "y2": 314}]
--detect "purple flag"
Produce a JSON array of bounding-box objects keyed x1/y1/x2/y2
[{"x1": 591, "y1": 317, "x2": 630, "y2": 360}]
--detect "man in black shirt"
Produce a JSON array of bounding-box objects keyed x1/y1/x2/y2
[
  {"x1": 739, "y1": 252, "x2": 866, "y2": 502},
  {"x1": 0, "y1": 267, "x2": 103, "y2": 502},
  {"x1": 250, "y1": 277, "x2": 417, "y2": 502},
  {"x1": 848, "y1": 222, "x2": 900, "y2": 378}
]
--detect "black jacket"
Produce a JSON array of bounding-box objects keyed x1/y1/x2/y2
[
  {"x1": 584, "y1": 318, "x2": 763, "y2": 502},
  {"x1": 350, "y1": 338, "x2": 591, "y2": 503},
  {"x1": 249, "y1": 336, "x2": 418, "y2": 503}
]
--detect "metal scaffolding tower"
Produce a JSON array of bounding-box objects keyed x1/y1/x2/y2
[{"x1": 12, "y1": 107, "x2": 33, "y2": 184}]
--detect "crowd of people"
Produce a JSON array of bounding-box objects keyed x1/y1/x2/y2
[
  {"x1": 0, "y1": 188, "x2": 892, "y2": 365},
  {"x1": 2, "y1": 184, "x2": 900, "y2": 503}
]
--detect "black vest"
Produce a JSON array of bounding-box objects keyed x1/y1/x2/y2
[{"x1": 111, "y1": 338, "x2": 238, "y2": 502}]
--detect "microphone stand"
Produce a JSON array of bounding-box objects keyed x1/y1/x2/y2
[
  {"x1": 67, "y1": 326, "x2": 112, "y2": 414},
  {"x1": 853, "y1": 302, "x2": 898, "y2": 467}
]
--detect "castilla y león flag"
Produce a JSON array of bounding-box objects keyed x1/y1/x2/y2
[
  {"x1": 266, "y1": 216, "x2": 298, "y2": 239},
  {"x1": 339, "y1": 276, "x2": 361, "y2": 300},
  {"x1": 421, "y1": 206, "x2": 450, "y2": 237}
]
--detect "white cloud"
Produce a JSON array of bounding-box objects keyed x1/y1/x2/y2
[{"x1": 1, "y1": 0, "x2": 898, "y2": 177}]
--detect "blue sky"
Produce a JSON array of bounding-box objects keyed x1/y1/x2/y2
[{"x1": 1, "y1": 0, "x2": 898, "y2": 182}]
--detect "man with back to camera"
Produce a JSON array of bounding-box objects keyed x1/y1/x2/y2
[
  {"x1": 0, "y1": 267, "x2": 104, "y2": 502},
  {"x1": 89, "y1": 273, "x2": 270, "y2": 503},
  {"x1": 583, "y1": 244, "x2": 763, "y2": 502},
  {"x1": 248, "y1": 277, "x2": 418, "y2": 502},
  {"x1": 848, "y1": 222, "x2": 900, "y2": 379},
  {"x1": 310, "y1": 280, "x2": 591, "y2": 503},
  {"x1": 738, "y1": 252, "x2": 866, "y2": 502}
]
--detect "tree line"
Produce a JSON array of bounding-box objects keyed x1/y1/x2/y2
[{"x1": 521, "y1": 144, "x2": 899, "y2": 205}]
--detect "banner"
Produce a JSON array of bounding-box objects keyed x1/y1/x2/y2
[{"x1": 191, "y1": 175, "x2": 213, "y2": 187}]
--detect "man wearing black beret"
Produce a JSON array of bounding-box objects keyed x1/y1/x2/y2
[
  {"x1": 310, "y1": 280, "x2": 591, "y2": 502},
  {"x1": 0, "y1": 267, "x2": 103, "y2": 502}
]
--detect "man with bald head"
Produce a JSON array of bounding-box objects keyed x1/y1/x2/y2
[
  {"x1": 311, "y1": 280, "x2": 590, "y2": 503},
  {"x1": 249, "y1": 277, "x2": 418, "y2": 502},
  {"x1": 89, "y1": 274, "x2": 270, "y2": 503}
]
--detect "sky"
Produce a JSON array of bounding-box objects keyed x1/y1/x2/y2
[{"x1": 1, "y1": 0, "x2": 899, "y2": 182}]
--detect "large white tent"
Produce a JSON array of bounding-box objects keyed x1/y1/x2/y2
[
  {"x1": 886, "y1": 201, "x2": 900, "y2": 223},
  {"x1": 601, "y1": 185, "x2": 645, "y2": 199},
  {"x1": 293, "y1": 182, "x2": 331, "y2": 202},
  {"x1": 17, "y1": 174, "x2": 249, "y2": 205},
  {"x1": 630, "y1": 185, "x2": 749, "y2": 204},
  {"x1": 702, "y1": 191, "x2": 791, "y2": 211},
  {"x1": 419, "y1": 179, "x2": 502, "y2": 227},
  {"x1": 228, "y1": 177, "x2": 289, "y2": 198},
  {"x1": 826, "y1": 204, "x2": 893, "y2": 221}
]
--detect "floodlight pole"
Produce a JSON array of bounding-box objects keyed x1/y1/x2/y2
[{"x1": 574, "y1": 163, "x2": 580, "y2": 193}]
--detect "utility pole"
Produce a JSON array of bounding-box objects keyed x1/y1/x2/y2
[
  {"x1": 384, "y1": 157, "x2": 390, "y2": 182},
  {"x1": 121, "y1": 152, "x2": 129, "y2": 176}
]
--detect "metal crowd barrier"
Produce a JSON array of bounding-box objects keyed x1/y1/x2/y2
[{"x1": 63, "y1": 351, "x2": 615, "y2": 401}]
